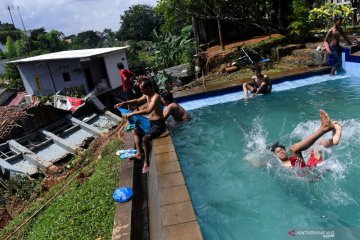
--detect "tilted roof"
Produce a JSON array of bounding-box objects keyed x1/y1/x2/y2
[{"x1": 8, "y1": 46, "x2": 129, "y2": 64}]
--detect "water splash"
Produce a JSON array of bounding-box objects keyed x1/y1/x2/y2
[{"x1": 243, "y1": 117, "x2": 360, "y2": 187}]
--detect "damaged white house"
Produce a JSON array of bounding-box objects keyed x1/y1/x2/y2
[{"x1": 8, "y1": 47, "x2": 129, "y2": 96}]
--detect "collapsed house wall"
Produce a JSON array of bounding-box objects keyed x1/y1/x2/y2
[{"x1": 0, "y1": 105, "x2": 69, "y2": 144}]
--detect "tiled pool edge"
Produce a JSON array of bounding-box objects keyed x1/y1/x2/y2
[
  {"x1": 148, "y1": 133, "x2": 204, "y2": 240},
  {"x1": 174, "y1": 66, "x2": 331, "y2": 102}
]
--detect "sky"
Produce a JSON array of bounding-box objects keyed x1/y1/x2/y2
[{"x1": 0, "y1": 0, "x2": 157, "y2": 36}]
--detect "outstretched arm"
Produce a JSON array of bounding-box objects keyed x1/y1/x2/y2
[
  {"x1": 339, "y1": 27, "x2": 352, "y2": 45},
  {"x1": 163, "y1": 105, "x2": 173, "y2": 121},
  {"x1": 127, "y1": 95, "x2": 159, "y2": 117},
  {"x1": 114, "y1": 95, "x2": 146, "y2": 108}
]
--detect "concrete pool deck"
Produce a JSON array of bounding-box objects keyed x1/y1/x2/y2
[{"x1": 112, "y1": 65, "x2": 331, "y2": 240}]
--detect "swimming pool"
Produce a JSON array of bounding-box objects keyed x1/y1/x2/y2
[{"x1": 170, "y1": 75, "x2": 360, "y2": 240}]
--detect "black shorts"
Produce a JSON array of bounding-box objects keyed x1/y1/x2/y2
[
  {"x1": 251, "y1": 83, "x2": 272, "y2": 94},
  {"x1": 330, "y1": 45, "x2": 342, "y2": 68},
  {"x1": 145, "y1": 120, "x2": 166, "y2": 139}
]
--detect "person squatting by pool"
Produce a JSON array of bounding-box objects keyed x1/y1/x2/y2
[
  {"x1": 270, "y1": 110, "x2": 342, "y2": 168},
  {"x1": 242, "y1": 66, "x2": 272, "y2": 98},
  {"x1": 114, "y1": 78, "x2": 166, "y2": 174},
  {"x1": 324, "y1": 15, "x2": 352, "y2": 75}
]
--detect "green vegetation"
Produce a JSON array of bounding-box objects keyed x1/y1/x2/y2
[
  {"x1": 288, "y1": 0, "x2": 311, "y2": 39},
  {"x1": 117, "y1": 4, "x2": 163, "y2": 42},
  {"x1": 152, "y1": 25, "x2": 195, "y2": 69},
  {"x1": 0, "y1": 139, "x2": 122, "y2": 240},
  {"x1": 156, "y1": 0, "x2": 291, "y2": 34},
  {"x1": 71, "y1": 30, "x2": 101, "y2": 50},
  {"x1": 309, "y1": 3, "x2": 355, "y2": 30}
]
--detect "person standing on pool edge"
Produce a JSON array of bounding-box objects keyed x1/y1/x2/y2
[
  {"x1": 324, "y1": 15, "x2": 352, "y2": 75},
  {"x1": 271, "y1": 110, "x2": 342, "y2": 168},
  {"x1": 114, "y1": 78, "x2": 166, "y2": 174}
]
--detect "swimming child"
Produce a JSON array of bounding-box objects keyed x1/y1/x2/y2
[
  {"x1": 271, "y1": 110, "x2": 342, "y2": 168},
  {"x1": 161, "y1": 92, "x2": 190, "y2": 123}
]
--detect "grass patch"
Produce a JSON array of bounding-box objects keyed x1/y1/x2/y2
[{"x1": 0, "y1": 139, "x2": 122, "y2": 240}]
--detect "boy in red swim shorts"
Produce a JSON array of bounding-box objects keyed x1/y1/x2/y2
[{"x1": 271, "y1": 110, "x2": 342, "y2": 168}]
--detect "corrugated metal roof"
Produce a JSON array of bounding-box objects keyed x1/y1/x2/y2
[{"x1": 8, "y1": 46, "x2": 129, "y2": 64}]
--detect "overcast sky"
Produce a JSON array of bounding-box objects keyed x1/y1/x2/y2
[{"x1": 0, "y1": 0, "x2": 157, "y2": 36}]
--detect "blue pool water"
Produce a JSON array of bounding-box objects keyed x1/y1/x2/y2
[{"x1": 170, "y1": 75, "x2": 360, "y2": 240}]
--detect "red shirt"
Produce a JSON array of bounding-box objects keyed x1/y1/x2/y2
[
  {"x1": 289, "y1": 150, "x2": 323, "y2": 168},
  {"x1": 120, "y1": 69, "x2": 134, "y2": 91}
]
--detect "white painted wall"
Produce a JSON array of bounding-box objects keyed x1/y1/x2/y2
[
  {"x1": 103, "y1": 50, "x2": 128, "y2": 89},
  {"x1": 17, "y1": 59, "x2": 86, "y2": 95}
]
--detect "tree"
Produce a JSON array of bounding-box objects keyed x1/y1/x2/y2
[
  {"x1": 309, "y1": 3, "x2": 354, "y2": 30},
  {"x1": 288, "y1": 0, "x2": 311, "y2": 39},
  {"x1": 30, "y1": 27, "x2": 46, "y2": 41},
  {"x1": 72, "y1": 30, "x2": 101, "y2": 49},
  {"x1": 37, "y1": 30, "x2": 68, "y2": 53},
  {"x1": 152, "y1": 25, "x2": 195, "y2": 69},
  {"x1": 126, "y1": 40, "x2": 156, "y2": 74},
  {"x1": 156, "y1": 0, "x2": 293, "y2": 36},
  {"x1": 3, "y1": 36, "x2": 23, "y2": 90},
  {"x1": 0, "y1": 22, "x2": 21, "y2": 44},
  {"x1": 5, "y1": 36, "x2": 16, "y2": 58},
  {"x1": 116, "y1": 5, "x2": 163, "y2": 41}
]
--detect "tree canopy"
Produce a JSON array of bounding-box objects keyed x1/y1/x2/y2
[
  {"x1": 116, "y1": 4, "x2": 163, "y2": 41},
  {"x1": 156, "y1": 0, "x2": 292, "y2": 34},
  {"x1": 0, "y1": 22, "x2": 21, "y2": 44},
  {"x1": 71, "y1": 30, "x2": 101, "y2": 49}
]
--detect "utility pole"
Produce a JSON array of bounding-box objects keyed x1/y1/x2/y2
[
  {"x1": 7, "y1": 5, "x2": 23, "y2": 56},
  {"x1": 7, "y1": 5, "x2": 15, "y2": 27},
  {"x1": 17, "y1": 6, "x2": 32, "y2": 55}
]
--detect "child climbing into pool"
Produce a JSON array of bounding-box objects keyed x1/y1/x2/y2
[
  {"x1": 161, "y1": 92, "x2": 190, "y2": 123},
  {"x1": 271, "y1": 110, "x2": 342, "y2": 168},
  {"x1": 324, "y1": 15, "x2": 352, "y2": 75},
  {"x1": 114, "y1": 78, "x2": 166, "y2": 174},
  {"x1": 243, "y1": 66, "x2": 272, "y2": 98}
]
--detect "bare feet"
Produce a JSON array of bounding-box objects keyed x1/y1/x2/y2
[
  {"x1": 129, "y1": 153, "x2": 143, "y2": 161},
  {"x1": 332, "y1": 121, "x2": 342, "y2": 145},
  {"x1": 142, "y1": 163, "x2": 149, "y2": 174},
  {"x1": 319, "y1": 109, "x2": 333, "y2": 132}
]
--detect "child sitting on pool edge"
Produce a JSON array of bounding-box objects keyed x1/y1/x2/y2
[
  {"x1": 271, "y1": 110, "x2": 342, "y2": 168},
  {"x1": 242, "y1": 65, "x2": 272, "y2": 98}
]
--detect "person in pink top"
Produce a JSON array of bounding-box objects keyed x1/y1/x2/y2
[
  {"x1": 117, "y1": 62, "x2": 135, "y2": 100},
  {"x1": 271, "y1": 110, "x2": 342, "y2": 168}
]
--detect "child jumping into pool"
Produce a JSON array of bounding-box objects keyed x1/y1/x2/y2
[
  {"x1": 161, "y1": 92, "x2": 190, "y2": 123},
  {"x1": 243, "y1": 66, "x2": 272, "y2": 98},
  {"x1": 271, "y1": 110, "x2": 342, "y2": 168},
  {"x1": 114, "y1": 78, "x2": 166, "y2": 173}
]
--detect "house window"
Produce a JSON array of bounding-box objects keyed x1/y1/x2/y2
[{"x1": 62, "y1": 72, "x2": 71, "y2": 82}]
